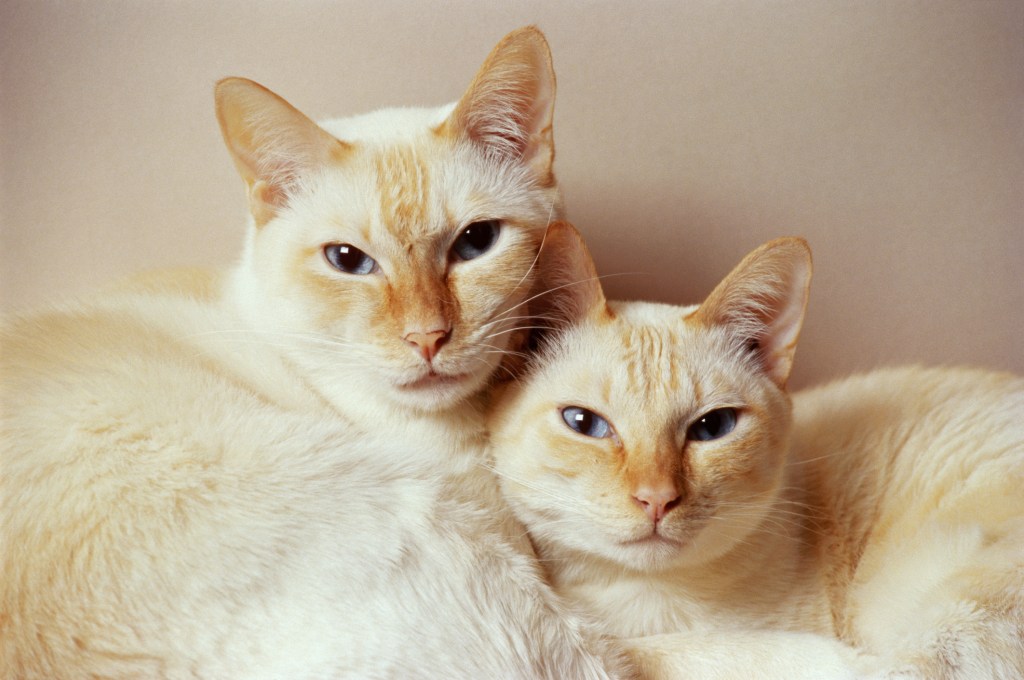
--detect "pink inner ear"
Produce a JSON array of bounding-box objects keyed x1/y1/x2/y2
[
  {"x1": 458, "y1": 83, "x2": 543, "y2": 164},
  {"x1": 216, "y1": 77, "x2": 350, "y2": 219},
  {"x1": 446, "y1": 27, "x2": 555, "y2": 174},
  {"x1": 696, "y1": 238, "x2": 812, "y2": 388},
  {"x1": 253, "y1": 150, "x2": 307, "y2": 201},
  {"x1": 248, "y1": 181, "x2": 286, "y2": 224},
  {"x1": 463, "y1": 84, "x2": 533, "y2": 158}
]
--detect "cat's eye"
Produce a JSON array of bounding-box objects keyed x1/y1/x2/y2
[
  {"x1": 324, "y1": 243, "x2": 378, "y2": 275},
  {"x1": 561, "y1": 406, "x2": 612, "y2": 439},
  {"x1": 451, "y1": 220, "x2": 501, "y2": 261},
  {"x1": 686, "y1": 408, "x2": 738, "y2": 442}
]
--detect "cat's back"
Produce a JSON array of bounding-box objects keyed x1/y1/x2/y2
[
  {"x1": 2, "y1": 266, "x2": 338, "y2": 433},
  {"x1": 791, "y1": 366, "x2": 1024, "y2": 665},
  {"x1": 0, "y1": 277, "x2": 371, "y2": 676},
  {"x1": 791, "y1": 365, "x2": 1024, "y2": 546},
  {"x1": 2, "y1": 270, "x2": 298, "y2": 457},
  {"x1": 3, "y1": 266, "x2": 223, "y2": 376},
  {"x1": 792, "y1": 365, "x2": 1024, "y2": 501}
]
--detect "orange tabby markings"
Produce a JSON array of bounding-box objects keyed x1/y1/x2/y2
[{"x1": 374, "y1": 145, "x2": 432, "y2": 241}]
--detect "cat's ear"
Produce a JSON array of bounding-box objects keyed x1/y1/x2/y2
[
  {"x1": 215, "y1": 77, "x2": 350, "y2": 226},
  {"x1": 694, "y1": 238, "x2": 812, "y2": 388},
  {"x1": 534, "y1": 221, "x2": 608, "y2": 327},
  {"x1": 442, "y1": 26, "x2": 556, "y2": 184}
]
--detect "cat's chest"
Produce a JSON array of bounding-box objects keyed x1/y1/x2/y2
[{"x1": 564, "y1": 576, "x2": 728, "y2": 637}]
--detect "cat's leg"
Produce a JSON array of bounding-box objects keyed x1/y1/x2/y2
[{"x1": 621, "y1": 629, "x2": 874, "y2": 680}]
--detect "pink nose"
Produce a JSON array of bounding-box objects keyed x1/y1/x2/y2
[
  {"x1": 633, "y1": 484, "x2": 681, "y2": 523},
  {"x1": 403, "y1": 329, "x2": 449, "y2": 362}
]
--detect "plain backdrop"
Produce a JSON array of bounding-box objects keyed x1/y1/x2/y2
[{"x1": 2, "y1": 0, "x2": 1022, "y2": 389}]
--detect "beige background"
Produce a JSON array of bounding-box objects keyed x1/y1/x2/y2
[{"x1": 2, "y1": 1, "x2": 1022, "y2": 389}]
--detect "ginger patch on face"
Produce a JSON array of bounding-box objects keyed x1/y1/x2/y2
[{"x1": 374, "y1": 145, "x2": 434, "y2": 242}]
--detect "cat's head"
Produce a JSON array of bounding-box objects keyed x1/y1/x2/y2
[
  {"x1": 490, "y1": 223, "x2": 812, "y2": 572},
  {"x1": 215, "y1": 27, "x2": 560, "y2": 412}
]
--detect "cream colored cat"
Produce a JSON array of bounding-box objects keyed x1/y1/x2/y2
[
  {"x1": 491, "y1": 222, "x2": 1024, "y2": 679},
  {"x1": 0, "y1": 29, "x2": 635, "y2": 678}
]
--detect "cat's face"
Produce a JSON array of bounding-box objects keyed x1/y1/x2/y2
[
  {"x1": 216, "y1": 28, "x2": 559, "y2": 412},
  {"x1": 490, "y1": 226, "x2": 812, "y2": 572}
]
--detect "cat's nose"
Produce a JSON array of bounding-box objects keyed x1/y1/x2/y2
[
  {"x1": 404, "y1": 329, "x2": 449, "y2": 362},
  {"x1": 633, "y1": 484, "x2": 681, "y2": 524}
]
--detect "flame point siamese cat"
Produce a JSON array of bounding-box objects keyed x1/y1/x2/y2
[
  {"x1": 490, "y1": 223, "x2": 1024, "y2": 679},
  {"x1": 0, "y1": 28, "x2": 637, "y2": 679}
]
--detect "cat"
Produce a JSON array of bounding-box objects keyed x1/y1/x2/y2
[
  {"x1": 0, "y1": 28, "x2": 636, "y2": 679},
  {"x1": 489, "y1": 221, "x2": 1024, "y2": 679}
]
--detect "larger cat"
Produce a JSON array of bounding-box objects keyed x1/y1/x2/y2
[
  {"x1": 490, "y1": 222, "x2": 1024, "y2": 679},
  {"x1": 0, "y1": 29, "x2": 634, "y2": 678}
]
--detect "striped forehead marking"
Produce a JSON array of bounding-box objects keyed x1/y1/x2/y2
[
  {"x1": 374, "y1": 145, "x2": 432, "y2": 240},
  {"x1": 621, "y1": 324, "x2": 683, "y2": 398}
]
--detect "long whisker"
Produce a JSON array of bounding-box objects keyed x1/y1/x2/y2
[
  {"x1": 480, "y1": 463, "x2": 598, "y2": 517},
  {"x1": 786, "y1": 452, "x2": 847, "y2": 467},
  {"x1": 481, "y1": 325, "x2": 557, "y2": 342},
  {"x1": 186, "y1": 329, "x2": 362, "y2": 351},
  {"x1": 473, "y1": 343, "x2": 530, "y2": 361},
  {"x1": 489, "y1": 271, "x2": 644, "y2": 329},
  {"x1": 184, "y1": 329, "x2": 381, "y2": 368},
  {"x1": 480, "y1": 217, "x2": 560, "y2": 330},
  {"x1": 479, "y1": 312, "x2": 558, "y2": 332},
  {"x1": 464, "y1": 353, "x2": 519, "y2": 383}
]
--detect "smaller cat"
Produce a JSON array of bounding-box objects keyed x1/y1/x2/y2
[{"x1": 490, "y1": 222, "x2": 1024, "y2": 679}]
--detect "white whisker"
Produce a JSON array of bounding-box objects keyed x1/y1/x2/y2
[{"x1": 479, "y1": 463, "x2": 595, "y2": 517}]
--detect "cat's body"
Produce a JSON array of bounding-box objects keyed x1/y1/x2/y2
[
  {"x1": 1, "y1": 30, "x2": 633, "y2": 678},
  {"x1": 490, "y1": 226, "x2": 1024, "y2": 679},
  {"x1": 2, "y1": 286, "x2": 566, "y2": 677}
]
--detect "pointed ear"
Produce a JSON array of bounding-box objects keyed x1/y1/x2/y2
[
  {"x1": 693, "y1": 238, "x2": 812, "y2": 388},
  {"x1": 534, "y1": 221, "x2": 607, "y2": 328},
  {"x1": 442, "y1": 26, "x2": 556, "y2": 184},
  {"x1": 215, "y1": 77, "x2": 350, "y2": 225}
]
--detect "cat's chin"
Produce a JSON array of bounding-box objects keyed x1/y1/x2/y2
[
  {"x1": 397, "y1": 370, "x2": 471, "y2": 391},
  {"x1": 389, "y1": 368, "x2": 487, "y2": 411},
  {"x1": 615, "y1": 533, "x2": 688, "y2": 571},
  {"x1": 621, "y1": 533, "x2": 681, "y2": 549}
]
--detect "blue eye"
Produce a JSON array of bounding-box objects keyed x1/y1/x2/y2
[
  {"x1": 561, "y1": 406, "x2": 612, "y2": 439},
  {"x1": 451, "y1": 220, "x2": 500, "y2": 261},
  {"x1": 687, "y1": 408, "x2": 738, "y2": 442},
  {"x1": 324, "y1": 243, "x2": 377, "y2": 275}
]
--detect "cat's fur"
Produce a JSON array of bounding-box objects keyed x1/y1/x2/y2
[
  {"x1": 490, "y1": 222, "x2": 1024, "y2": 679},
  {"x1": 0, "y1": 29, "x2": 634, "y2": 678}
]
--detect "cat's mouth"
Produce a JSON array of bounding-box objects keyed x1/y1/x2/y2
[
  {"x1": 397, "y1": 370, "x2": 470, "y2": 391},
  {"x1": 622, "y1": 530, "x2": 681, "y2": 549}
]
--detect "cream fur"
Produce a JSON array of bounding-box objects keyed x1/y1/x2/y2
[
  {"x1": 490, "y1": 228, "x2": 1024, "y2": 679},
  {"x1": 0, "y1": 28, "x2": 634, "y2": 679}
]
